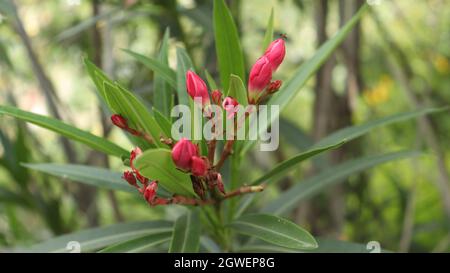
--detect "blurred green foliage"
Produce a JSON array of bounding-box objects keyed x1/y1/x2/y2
[{"x1": 0, "y1": 0, "x2": 449, "y2": 252}]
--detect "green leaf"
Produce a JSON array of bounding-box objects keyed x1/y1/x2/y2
[
  {"x1": 84, "y1": 59, "x2": 152, "y2": 149},
  {"x1": 229, "y1": 213, "x2": 317, "y2": 250},
  {"x1": 241, "y1": 4, "x2": 368, "y2": 155},
  {"x1": 153, "y1": 28, "x2": 173, "y2": 117},
  {"x1": 27, "y1": 221, "x2": 173, "y2": 253},
  {"x1": 84, "y1": 58, "x2": 113, "y2": 103},
  {"x1": 103, "y1": 82, "x2": 165, "y2": 148},
  {"x1": 176, "y1": 47, "x2": 195, "y2": 106},
  {"x1": 261, "y1": 8, "x2": 274, "y2": 53},
  {"x1": 0, "y1": 186, "x2": 31, "y2": 208},
  {"x1": 227, "y1": 74, "x2": 248, "y2": 106},
  {"x1": 134, "y1": 148, "x2": 195, "y2": 196},
  {"x1": 0, "y1": 0, "x2": 16, "y2": 16},
  {"x1": 153, "y1": 107, "x2": 172, "y2": 138},
  {"x1": 213, "y1": 0, "x2": 245, "y2": 91},
  {"x1": 310, "y1": 238, "x2": 391, "y2": 253},
  {"x1": 22, "y1": 163, "x2": 134, "y2": 193},
  {"x1": 263, "y1": 151, "x2": 420, "y2": 216},
  {"x1": 200, "y1": 236, "x2": 221, "y2": 253},
  {"x1": 122, "y1": 49, "x2": 177, "y2": 89},
  {"x1": 239, "y1": 239, "x2": 391, "y2": 253},
  {"x1": 98, "y1": 232, "x2": 172, "y2": 253},
  {"x1": 169, "y1": 210, "x2": 201, "y2": 253},
  {"x1": 251, "y1": 141, "x2": 345, "y2": 185},
  {"x1": 56, "y1": 8, "x2": 119, "y2": 42},
  {"x1": 311, "y1": 107, "x2": 449, "y2": 149},
  {"x1": 279, "y1": 118, "x2": 313, "y2": 150},
  {"x1": 0, "y1": 106, "x2": 127, "y2": 158},
  {"x1": 204, "y1": 70, "x2": 218, "y2": 91}
]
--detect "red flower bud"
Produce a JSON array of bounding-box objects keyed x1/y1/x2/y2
[
  {"x1": 122, "y1": 171, "x2": 137, "y2": 187},
  {"x1": 248, "y1": 56, "x2": 273, "y2": 103},
  {"x1": 264, "y1": 38, "x2": 286, "y2": 71},
  {"x1": 130, "y1": 147, "x2": 142, "y2": 169},
  {"x1": 171, "y1": 138, "x2": 199, "y2": 171},
  {"x1": 129, "y1": 147, "x2": 148, "y2": 184},
  {"x1": 186, "y1": 70, "x2": 210, "y2": 105},
  {"x1": 216, "y1": 173, "x2": 225, "y2": 194},
  {"x1": 211, "y1": 90, "x2": 223, "y2": 105},
  {"x1": 143, "y1": 181, "x2": 158, "y2": 204},
  {"x1": 191, "y1": 156, "x2": 208, "y2": 177},
  {"x1": 267, "y1": 80, "x2": 282, "y2": 94},
  {"x1": 222, "y1": 96, "x2": 239, "y2": 119},
  {"x1": 111, "y1": 114, "x2": 128, "y2": 129}
]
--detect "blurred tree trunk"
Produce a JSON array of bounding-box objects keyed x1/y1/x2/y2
[
  {"x1": 82, "y1": 0, "x2": 124, "y2": 224},
  {"x1": 297, "y1": 0, "x2": 363, "y2": 237},
  {"x1": 10, "y1": 0, "x2": 77, "y2": 163}
]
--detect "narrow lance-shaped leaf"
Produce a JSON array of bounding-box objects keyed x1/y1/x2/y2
[
  {"x1": 239, "y1": 239, "x2": 391, "y2": 253},
  {"x1": 153, "y1": 28, "x2": 173, "y2": 117},
  {"x1": 200, "y1": 236, "x2": 221, "y2": 253},
  {"x1": 84, "y1": 58, "x2": 113, "y2": 103},
  {"x1": 56, "y1": 8, "x2": 119, "y2": 42},
  {"x1": 169, "y1": 210, "x2": 201, "y2": 253},
  {"x1": 213, "y1": 0, "x2": 246, "y2": 91},
  {"x1": 311, "y1": 107, "x2": 449, "y2": 149},
  {"x1": 229, "y1": 214, "x2": 317, "y2": 250},
  {"x1": 227, "y1": 74, "x2": 248, "y2": 106},
  {"x1": 134, "y1": 149, "x2": 196, "y2": 196},
  {"x1": 122, "y1": 49, "x2": 177, "y2": 89},
  {"x1": 22, "y1": 163, "x2": 134, "y2": 193},
  {"x1": 0, "y1": 106, "x2": 128, "y2": 158},
  {"x1": 279, "y1": 118, "x2": 314, "y2": 150},
  {"x1": 261, "y1": 8, "x2": 274, "y2": 52},
  {"x1": 176, "y1": 47, "x2": 195, "y2": 106},
  {"x1": 153, "y1": 107, "x2": 172, "y2": 138},
  {"x1": 103, "y1": 82, "x2": 165, "y2": 148},
  {"x1": 240, "y1": 4, "x2": 369, "y2": 156},
  {"x1": 262, "y1": 150, "x2": 420, "y2": 216},
  {"x1": 98, "y1": 232, "x2": 172, "y2": 253},
  {"x1": 251, "y1": 141, "x2": 345, "y2": 185},
  {"x1": 22, "y1": 163, "x2": 172, "y2": 198},
  {"x1": 27, "y1": 221, "x2": 173, "y2": 253},
  {"x1": 84, "y1": 59, "x2": 154, "y2": 149},
  {"x1": 204, "y1": 69, "x2": 218, "y2": 91}
]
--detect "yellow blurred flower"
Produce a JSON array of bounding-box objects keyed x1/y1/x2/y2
[
  {"x1": 363, "y1": 75, "x2": 393, "y2": 106},
  {"x1": 433, "y1": 55, "x2": 450, "y2": 74}
]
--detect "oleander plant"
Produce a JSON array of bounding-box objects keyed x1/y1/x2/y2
[{"x1": 0, "y1": 0, "x2": 448, "y2": 253}]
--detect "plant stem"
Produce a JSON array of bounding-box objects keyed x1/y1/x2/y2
[{"x1": 215, "y1": 139, "x2": 235, "y2": 171}]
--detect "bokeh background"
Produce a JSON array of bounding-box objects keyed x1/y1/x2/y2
[{"x1": 0, "y1": 0, "x2": 449, "y2": 252}]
